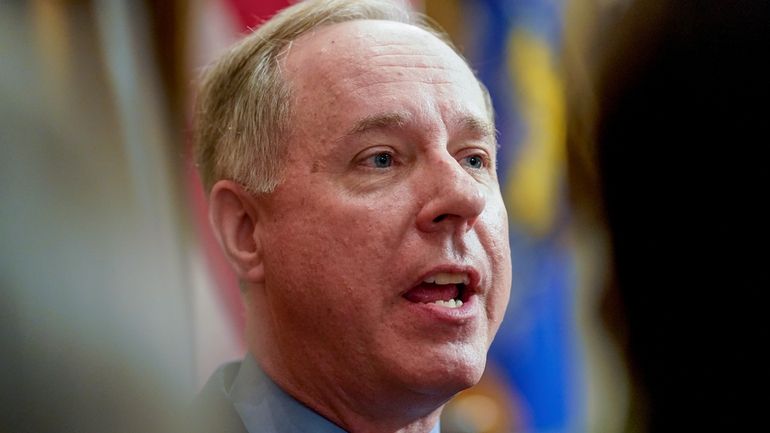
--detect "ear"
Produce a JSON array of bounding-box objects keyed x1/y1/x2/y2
[{"x1": 208, "y1": 180, "x2": 265, "y2": 283}]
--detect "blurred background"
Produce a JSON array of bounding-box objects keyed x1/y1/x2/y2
[{"x1": 2, "y1": 1, "x2": 766, "y2": 432}]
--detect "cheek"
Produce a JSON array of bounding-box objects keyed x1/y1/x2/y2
[
  {"x1": 262, "y1": 189, "x2": 408, "y2": 306},
  {"x1": 481, "y1": 199, "x2": 513, "y2": 327},
  {"x1": 260, "y1": 216, "x2": 368, "y2": 342}
]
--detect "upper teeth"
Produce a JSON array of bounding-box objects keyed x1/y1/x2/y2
[{"x1": 423, "y1": 272, "x2": 470, "y2": 285}]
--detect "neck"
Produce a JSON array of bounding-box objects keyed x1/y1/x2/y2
[
  {"x1": 244, "y1": 294, "x2": 453, "y2": 433},
  {"x1": 250, "y1": 345, "x2": 447, "y2": 433}
]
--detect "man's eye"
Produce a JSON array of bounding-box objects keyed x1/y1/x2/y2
[
  {"x1": 463, "y1": 154, "x2": 486, "y2": 169},
  {"x1": 370, "y1": 152, "x2": 393, "y2": 168}
]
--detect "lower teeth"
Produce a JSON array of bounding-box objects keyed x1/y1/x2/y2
[{"x1": 431, "y1": 299, "x2": 463, "y2": 308}]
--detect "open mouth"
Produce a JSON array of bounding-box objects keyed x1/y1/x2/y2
[{"x1": 403, "y1": 272, "x2": 473, "y2": 309}]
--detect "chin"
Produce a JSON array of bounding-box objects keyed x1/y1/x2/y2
[{"x1": 400, "y1": 344, "x2": 488, "y2": 399}]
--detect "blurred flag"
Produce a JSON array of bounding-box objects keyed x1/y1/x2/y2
[{"x1": 425, "y1": 1, "x2": 581, "y2": 432}]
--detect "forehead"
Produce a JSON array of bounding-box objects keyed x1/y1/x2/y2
[
  {"x1": 284, "y1": 19, "x2": 463, "y2": 72},
  {"x1": 281, "y1": 20, "x2": 487, "y2": 128}
]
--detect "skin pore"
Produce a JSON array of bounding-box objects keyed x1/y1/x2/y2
[{"x1": 209, "y1": 20, "x2": 512, "y2": 433}]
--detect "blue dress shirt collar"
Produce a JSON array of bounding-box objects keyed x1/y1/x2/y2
[{"x1": 228, "y1": 354, "x2": 440, "y2": 433}]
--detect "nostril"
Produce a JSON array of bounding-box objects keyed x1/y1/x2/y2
[{"x1": 433, "y1": 214, "x2": 448, "y2": 223}]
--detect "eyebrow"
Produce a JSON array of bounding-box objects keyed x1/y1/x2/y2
[
  {"x1": 458, "y1": 115, "x2": 496, "y2": 143},
  {"x1": 345, "y1": 112, "x2": 411, "y2": 136},
  {"x1": 344, "y1": 111, "x2": 496, "y2": 143}
]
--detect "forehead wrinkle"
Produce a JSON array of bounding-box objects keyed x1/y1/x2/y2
[
  {"x1": 285, "y1": 22, "x2": 474, "y2": 100},
  {"x1": 342, "y1": 62, "x2": 471, "y2": 94},
  {"x1": 344, "y1": 111, "x2": 412, "y2": 137},
  {"x1": 368, "y1": 64, "x2": 466, "y2": 72},
  {"x1": 368, "y1": 40, "x2": 438, "y2": 49},
  {"x1": 368, "y1": 52, "x2": 444, "y2": 59},
  {"x1": 348, "y1": 80, "x2": 457, "y2": 96},
  {"x1": 365, "y1": 46, "x2": 467, "y2": 73}
]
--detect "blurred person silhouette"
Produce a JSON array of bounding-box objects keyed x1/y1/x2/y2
[
  {"x1": 566, "y1": 0, "x2": 769, "y2": 431},
  {"x1": 188, "y1": 1, "x2": 513, "y2": 432},
  {"x1": 2, "y1": 2, "x2": 199, "y2": 433}
]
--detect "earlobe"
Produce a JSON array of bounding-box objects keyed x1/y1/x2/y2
[{"x1": 208, "y1": 180, "x2": 265, "y2": 283}]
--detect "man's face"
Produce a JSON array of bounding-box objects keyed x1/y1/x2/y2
[{"x1": 257, "y1": 20, "x2": 511, "y2": 402}]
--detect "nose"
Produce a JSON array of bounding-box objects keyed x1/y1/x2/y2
[{"x1": 415, "y1": 156, "x2": 486, "y2": 234}]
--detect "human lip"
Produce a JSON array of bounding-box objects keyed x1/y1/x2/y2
[
  {"x1": 410, "y1": 265, "x2": 481, "y2": 295},
  {"x1": 401, "y1": 265, "x2": 482, "y2": 319}
]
